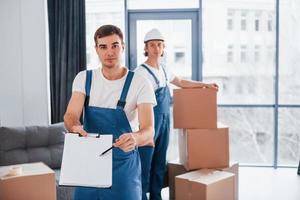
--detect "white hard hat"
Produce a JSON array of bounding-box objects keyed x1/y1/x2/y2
[{"x1": 144, "y1": 28, "x2": 164, "y2": 43}]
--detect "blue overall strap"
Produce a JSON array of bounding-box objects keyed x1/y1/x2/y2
[
  {"x1": 161, "y1": 65, "x2": 168, "y2": 82},
  {"x1": 141, "y1": 64, "x2": 160, "y2": 88},
  {"x1": 84, "y1": 70, "x2": 92, "y2": 107},
  {"x1": 117, "y1": 71, "x2": 134, "y2": 109}
]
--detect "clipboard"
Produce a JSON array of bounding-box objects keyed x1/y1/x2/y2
[{"x1": 59, "y1": 133, "x2": 112, "y2": 188}]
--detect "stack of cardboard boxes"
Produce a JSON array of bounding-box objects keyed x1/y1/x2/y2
[{"x1": 169, "y1": 88, "x2": 239, "y2": 200}]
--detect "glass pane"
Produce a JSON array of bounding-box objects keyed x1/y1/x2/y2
[
  {"x1": 278, "y1": 108, "x2": 300, "y2": 166},
  {"x1": 202, "y1": 0, "x2": 276, "y2": 104},
  {"x1": 128, "y1": 0, "x2": 199, "y2": 9},
  {"x1": 218, "y1": 107, "x2": 274, "y2": 165},
  {"x1": 85, "y1": 0, "x2": 125, "y2": 69},
  {"x1": 136, "y1": 20, "x2": 192, "y2": 81},
  {"x1": 279, "y1": 0, "x2": 300, "y2": 104}
]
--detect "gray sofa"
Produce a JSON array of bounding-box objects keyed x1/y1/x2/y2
[{"x1": 0, "y1": 123, "x2": 74, "y2": 200}]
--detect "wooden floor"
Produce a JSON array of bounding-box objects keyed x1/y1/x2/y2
[{"x1": 160, "y1": 167, "x2": 300, "y2": 200}]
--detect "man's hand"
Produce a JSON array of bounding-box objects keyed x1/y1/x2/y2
[
  {"x1": 113, "y1": 133, "x2": 137, "y2": 152},
  {"x1": 71, "y1": 125, "x2": 88, "y2": 137},
  {"x1": 113, "y1": 103, "x2": 154, "y2": 151},
  {"x1": 205, "y1": 83, "x2": 219, "y2": 91},
  {"x1": 171, "y1": 76, "x2": 219, "y2": 91}
]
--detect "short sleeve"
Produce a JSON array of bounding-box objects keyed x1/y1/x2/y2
[
  {"x1": 134, "y1": 66, "x2": 149, "y2": 81},
  {"x1": 135, "y1": 76, "x2": 157, "y2": 106},
  {"x1": 72, "y1": 71, "x2": 86, "y2": 94}
]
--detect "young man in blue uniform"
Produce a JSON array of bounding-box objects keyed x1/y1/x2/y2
[
  {"x1": 135, "y1": 28, "x2": 218, "y2": 200},
  {"x1": 64, "y1": 25, "x2": 157, "y2": 200}
]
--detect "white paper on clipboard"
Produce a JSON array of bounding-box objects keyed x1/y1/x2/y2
[{"x1": 59, "y1": 133, "x2": 112, "y2": 188}]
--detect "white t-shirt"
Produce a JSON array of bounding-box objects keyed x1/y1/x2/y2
[
  {"x1": 72, "y1": 68, "x2": 157, "y2": 132},
  {"x1": 134, "y1": 63, "x2": 176, "y2": 91}
]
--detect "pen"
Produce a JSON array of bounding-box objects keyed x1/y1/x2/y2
[{"x1": 100, "y1": 146, "x2": 114, "y2": 156}]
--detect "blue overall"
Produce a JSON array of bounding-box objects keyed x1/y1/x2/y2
[
  {"x1": 74, "y1": 70, "x2": 142, "y2": 200},
  {"x1": 138, "y1": 64, "x2": 171, "y2": 200}
]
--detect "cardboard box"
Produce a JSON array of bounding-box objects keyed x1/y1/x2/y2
[
  {"x1": 0, "y1": 162, "x2": 56, "y2": 200},
  {"x1": 178, "y1": 128, "x2": 229, "y2": 170},
  {"x1": 217, "y1": 162, "x2": 239, "y2": 200},
  {"x1": 173, "y1": 88, "x2": 217, "y2": 129},
  {"x1": 168, "y1": 161, "x2": 238, "y2": 200},
  {"x1": 168, "y1": 160, "x2": 189, "y2": 200},
  {"x1": 175, "y1": 169, "x2": 235, "y2": 200}
]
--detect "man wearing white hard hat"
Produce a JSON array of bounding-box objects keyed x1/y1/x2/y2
[{"x1": 135, "y1": 28, "x2": 219, "y2": 200}]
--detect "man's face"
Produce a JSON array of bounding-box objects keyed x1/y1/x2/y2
[
  {"x1": 95, "y1": 34, "x2": 124, "y2": 68},
  {"x1": 144, "y1": 40, "x2": 165, "y2": 58}
]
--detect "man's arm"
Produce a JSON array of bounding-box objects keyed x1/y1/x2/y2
[
  {"x1": 114, "y1": 103, "x2": 154, "y2": 152},
  {"x1": 63, "y1": 92, "x2": 88, "y2": 136},
  {"x1": 171, "y1": 76, "x2": 218, "y2": 91}
]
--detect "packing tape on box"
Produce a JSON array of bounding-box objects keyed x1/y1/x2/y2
[
  {"x1": 8, "y1": 166, "x2": 22, "y2": 176},
  {"x1": 0, "y1": 166, "x2": 23, "y2": 177}
]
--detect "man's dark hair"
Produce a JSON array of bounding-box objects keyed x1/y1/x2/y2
[{"x1": 94, "y1": 25, "x2": 124, "y2": 46}]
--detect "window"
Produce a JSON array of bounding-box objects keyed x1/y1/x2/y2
[
  {"x1": 227, "y1": 51, "x2": 233, "y2": 63},
  {"x1": 128, "y1": 0, "x2": 199, "y2": 9},
  {"x1": 279, "y1": 108, "x2": 300, "y2": 165},
  {"x1": 227, "y1": 45, "x2": 234, "y2": 63},
  {"x1": 278, "y1": 1, "x2": 300, "y2": 166},
  {"x1": 254, "y1": 45, "x2": 260, "y2": 63},
  {"x1": 268, "y1": 20, "x2": 272, "y2": 32},
  {"x1": 227, "y1": 9, "x2": 234, "y2": 30},
  {"x1": 228, "y1": 19, "x2": 233, "y2": 30},
  {"x1": 241, "y1": 11, "x2": 247, "y2": 31},
  {"x1": 203, "y1": 4, "x2": 275, "y2": 105},
  {"x1": 241, "y1": 19, "x2": 247, "y2": 31},
  {"x1": 85, "y1": 0, "x2": 125, "y2": 69},
  {"x1": 240, "y1": 45, "x2": 247, "y2": 63},
  {"x1": 267, "y1": 12, "x2": 275, "y2": 32},
  {"x1": 174, "y1": 52, "x2": 185, "y2": 63},
  {"x1": 135, "y1": 19, "x2": 192, "y2": 78},
  {"x1": 255, "y1": 11, "x2": 261, "y2": 31},
  {"x1": 255, "y1": 19, "x2": 260, "y2": 31},
  {"x1": 222, "y1": 82, "x2": 227, "y2": 92},
  {"x1": 218, "y1": 107, "x2": 274, "y2": 165},
  {"x1": 203, "y1": 0, "x2": 277, "y2": 167},
  {"x1": 268, "y1": 13, "x2": 273, "y2": 32}
]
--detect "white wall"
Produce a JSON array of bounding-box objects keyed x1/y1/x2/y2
[{"x1": 0, "y1": 0, "x2": 50, "y2": 126}]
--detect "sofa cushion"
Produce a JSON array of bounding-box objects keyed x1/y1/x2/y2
[{"x1": 0, "y1": 123, "x2": 65, "y2": 169}]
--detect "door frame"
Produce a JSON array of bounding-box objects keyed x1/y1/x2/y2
[{"x1": 127, "y1": 9, "x2": 202, "y2": 80}]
